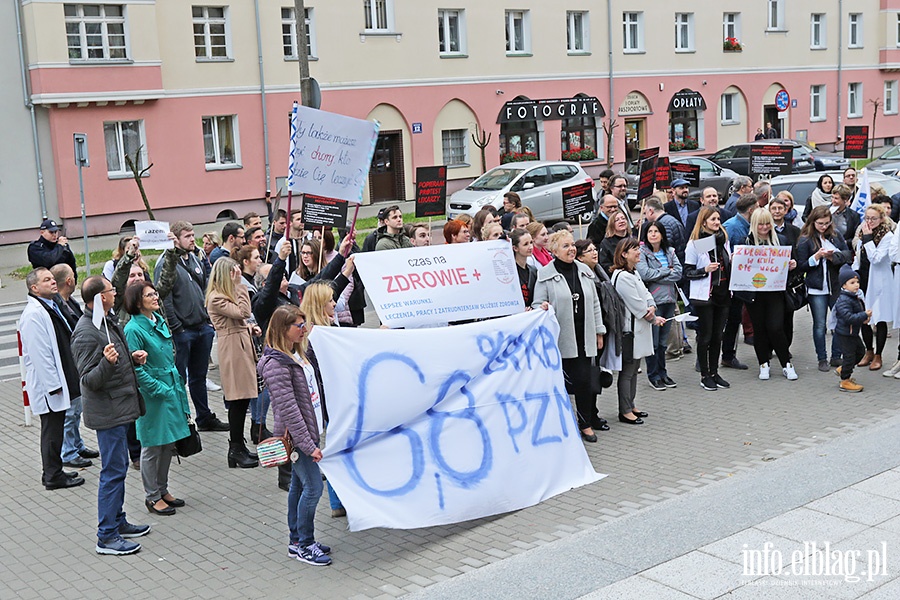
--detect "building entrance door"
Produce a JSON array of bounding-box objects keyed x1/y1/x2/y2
[
  {"x1": 624, "y1": 119, "x2": 645, "y2": 165},
  {"x1": 370, "y1": 133, "x2": 402, "y2": 202}
]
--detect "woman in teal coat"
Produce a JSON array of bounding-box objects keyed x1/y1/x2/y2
[{"x1": 123, "y1": 281, "x2": 190, "y2": 516}]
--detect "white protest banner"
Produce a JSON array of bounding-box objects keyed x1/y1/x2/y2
[
  {"x1": 729, "y1": 245, "x2": 792, "y2": 292},
  {"x1": 134, "y1": 220, "x2": 173, "y2": 250},
  {"x1": 310, "y1": 309, "x2": 604, "y2": 531},
  {"x1": 353, "y1": 240, "x2": 525, "y2": 328},
  {"x1": 288, "y1": 105, "x2": 380, "y2": 203}
]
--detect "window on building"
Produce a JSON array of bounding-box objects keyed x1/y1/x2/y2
[
  {"x1": 438, "y1": 9, "x2": 465, "y2": 55},
  {"x1": 364, "y1": 0, "x2": 393, "y2": 32},
  {"x1": 720, "y1": 93, "x2": 739, "y2": 125},
  {"x1": 505, "y1": 10, "x2": 531, "y2": 54},
  {"x1": 623, "y1": 12, "x2": 643, "y2": 52},
  {"x1": 202, "y1": 115, "x2": 240, "y2": 167},
  {"x1": 499, "y1": 121, "x2": 539, "y2": 161},
  {"x1": 193, "y1": 6, "x2": 229, "y2": 59},
  {"x1": 810, "y1": 85, "x2": 826, "y2": 121},
  {"x1": 886, "y1": 81, "x2": 898, "y2": 115},
  {"x1": 561, "y1": 114, "x2": 598, "y2": 160},
  {"x1": 675, "y1": 13, "x2": 694, "y2": 52},
  {"x1": 848, "y1": 83, "x2": 862, "y2": 117},
  {"x1": 669, "y1": 110, "x2": 699, "y2": 150},
  {"x1": 282, "y1": 7, "x2": 316, "y2": 59},
  {"x1": 897, "y1": 14, "x2": 900, "y2": 47},
  {"x1": 723, "y1": 13, "x2": 740, "y2": 43},
  {"x1": 103, "y1": 120, "x2": 145, "y2": 176},
  {"x1": 810, "y1": 14, "x2": 826, "y2": 49},
  {"x1": 848, "y1": 13, "x2": 863, "y2": 48},
  {"x1": 767, "y1": 0, "x2": 785, "y2": 30},
  {"x1": 64, "y1": 4, "x2": 127, "y2": 61},
  {"x1": 567, "y1": 11, "x2": 589, "y2": 53},
  {"x1": 441, "y1": 129, "x2": 468, "y2": 166}
]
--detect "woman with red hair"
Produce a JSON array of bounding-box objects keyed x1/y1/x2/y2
[{"x1": 443, "y1": 219, "x2": 471, "y2": 244}]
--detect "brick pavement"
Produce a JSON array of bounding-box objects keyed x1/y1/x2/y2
[{"x1": 3, "y1": 309, "x2": 900, "y2": 599}]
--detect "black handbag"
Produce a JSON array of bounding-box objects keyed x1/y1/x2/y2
[
  {"x1": 174, "y1": 417, "x2": 203, "y2": 458},
  {"x1": 784, "y1": 279, "x2": 808, "y2": 311}
]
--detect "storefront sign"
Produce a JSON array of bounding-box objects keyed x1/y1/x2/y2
[
  {"x1": 415, "y1": 166, "x2": 447, "y2": 218},
  {"x1": 844, "y1": 126, "x2": 869, "y2": 159},
  {"x1": 300, "y1": 194, "x2": 349, "y2": 228},
  {"x1": 497, "y1": 97, "x2": 606, "y2": 123},
  {"x1": 749, "y1": 145, "x2": 793, "y2": 177},
  {"x1": 562, "y1": 182, "x2": 594, "y2": 219},
  {"x1": 667, "y1": 89, "x2": 707, "y2": 112},
  {"x1": 618, "y1": 92, "x2": 652, "y2": 116},
  {"x1": 730, "y1": 245, "x2": 792, "y2": 292}
]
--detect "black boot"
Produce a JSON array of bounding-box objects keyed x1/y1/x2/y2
[
  {"x1": 244, "y1": 438, "x2": 258, "y2": 460},
  {"x1": 227, "y1": 441, "x2": 259, "y2": 468},
  {"x1": 278, "y1": 463, "x2": 291, "y2": 491},
  {"x1": 250, "y1": 421, "x2": 260, "y2": 445}
]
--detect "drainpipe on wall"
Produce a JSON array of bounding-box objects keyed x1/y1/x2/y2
[
  {"x1": 15, "y1": 0, "x2": 48, "y2": 219},
  {"x1": 606, "y1": 0, "x2": 614, "y2": 165},
  {"x1": 836, "y1": 0, "x2": 843, "y2": 143},
  {"x1": 253, "y1": 0, "x2": 272, "y2": 195}
]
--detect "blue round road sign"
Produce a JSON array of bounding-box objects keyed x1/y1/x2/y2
[{"x1": 775, "y1": 89, "x2": 790, "y2": 112}]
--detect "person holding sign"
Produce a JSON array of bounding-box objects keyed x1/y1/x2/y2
[
  {"x1": 684, "y1": 207, "x2": 733, "y2": 392},
  {"x1": 533, "y1": 231, "x2": 606, "y2": 443},
  {"x1": 740, "y1": 210, "x2": 799, "y2": 381},
  {"x1": 851, "y1": 204, "x2": 895, "y2": 371}
]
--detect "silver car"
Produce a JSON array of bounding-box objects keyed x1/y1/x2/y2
[{"x1": 447, "y1": 161, "x2": 595, "y2": 223}]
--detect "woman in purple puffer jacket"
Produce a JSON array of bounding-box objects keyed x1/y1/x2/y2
[{"x1": 258, "y1": 305, "x2": 332, "y2": 567}]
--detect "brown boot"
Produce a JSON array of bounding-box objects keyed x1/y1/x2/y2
[
  {"x1": 839, "y1": 378, "x2": 864, "y2": 393},
  {"x1": 869, "y1": 354, "x2": 883, "y2": 370},
  {"x1": 858, "y1": 350, "x2": 875, "y2": 367}
]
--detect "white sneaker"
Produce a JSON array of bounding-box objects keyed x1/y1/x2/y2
[
  {"x1": 783, "y1": 362, "x2": 798, "y2": 380},
  {"x1": 885, "y1": 360, "x2": 900, "y2": 377},
  {"x1": 759, "y1": 363, "x2": 770, "y2": 380},
  {"x1": 206, "y1": 378, "x2": 222, "y2": 392}
]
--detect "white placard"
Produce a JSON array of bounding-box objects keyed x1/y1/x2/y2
[
  {"x1": 729, "y1": 245, "x2": 792, "y2": 292},
  {"x1": 288, "y1": 105, "x2": 380, "y2": 203},
  {"x1": 310, "y1": 308, "x2": 604, "y2": 531},
  {"x1": 354, "y1": 240, "x2": 525, "y2": 328},
  {"x1": 134, "y1": 221, "x2": 173, "y2": 250}
]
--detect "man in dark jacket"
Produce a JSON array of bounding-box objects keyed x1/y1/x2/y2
[
  {"x1": 664, "y1": 179, "x2": 700, "y2": 228},
  {"x1": 27, "y1": 219, "x2": 77, "y2": 279},
  {"x1": 71, "y1": 276, "x2": 150, "y2": 555},
  {"x1": 374, "y1": 205, "x2": 413, "y2": 250},
  {"x1": 154, "y1": 221, "x2": 228, "y2": 432}
]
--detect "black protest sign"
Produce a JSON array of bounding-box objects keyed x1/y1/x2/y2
[
  {"x1": 670, "y1": 162, "x2": 701, "y2": 187},
  {"x1": 637, "y1": 155, "x2": 658, "y2": 202},
  {"x1": 655, "y1": 156, "x2": 671, "y2": 188},
  {"x1": 301, "y1": 194, "x2": 349, "y2": 228},
  {"x1": 843, "y1": 126, "x2": 869, "y2": 159},
  {"x1": 639, "y1": 146, "x2": 660, "y2": 162},
  {"x1": 415, "y1": 166, "x2": 447, "y2": 218},
  {"x1": 562, "y1": 182, "x2": 594, "y2": 219},
  {"x1": 749, "y1": 145, "x2": 792, "y2": 177}
]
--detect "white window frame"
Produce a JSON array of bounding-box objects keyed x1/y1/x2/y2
[
  {"x1": 896, "y1": 14, "x2": 900, "y2": 47},
  {"x1": 675, "y1": 13, "x2": 694, "y2": 53},
  {"x1": 64, "y1": 4, "x2": 128, "y2": 62},
  {"x1": 848, "y1": 83, "x2": 863, "y2": 118},
  {"x1": 623, "y1": 12, "x2": 643, "y2": 53},
  {"x1": 103, "y1": 120, "x2": 146, "y2": 178},
  {"x1": 363, "y1": 0, "x2": 394, "y2": 33},
  {"x1": 810, "y1": 85, "x2": 826, "y2": 121},
  {"x1": 202, "y1": 115, "x2": 241, "y2": 169},
  {"x1": 720, "y1": 93, "x2": 740, "y2": 125},
  {"x1": 566, "y1": 11, "x2": 589, "y2": 54},
  {"x1": 810, "y1": 14, "x2": 826, "y2": 49},
  {"x1": 438, "y1": 9, "x2": 466, "y2": 56},
  {"x1": 441, "y1": 129, "x2": 469, "y2": 167},
  {"x1": 723, "y1": 12, "x2": 740, "y2": 44},
  {"x1": 282, "y1": 7, "x2": 317, "y2": 60},
  {"x1": 767, "y1": 0, "x2": 786, "y2": 31},
  {"x1": 192, "y1": 6, "x2": 231, "y2": 60},
  {"x1": 886, "y1": 81, "x2": 898, "y2": 116},
  {"x1": 505, "y1": 10, "x2": 531, "y2": 55},
  {"x1": 848, "y1": 13, "x2": 863, "y2": 48}
]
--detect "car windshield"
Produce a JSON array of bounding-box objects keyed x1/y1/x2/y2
[
  {"x1": 880, "y1": 145, "x2": 900, "y2": 160},
  {"x1": 467, "y1": 167, "x2": 523, "y2": 191}
]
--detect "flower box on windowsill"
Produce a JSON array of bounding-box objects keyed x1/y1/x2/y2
[{"x1": 723, "y1": 48, "x2": 742, "y2": 53}]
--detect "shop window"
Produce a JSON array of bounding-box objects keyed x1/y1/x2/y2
[
  {"x1": 669, "y1": 110, "x2": 698, "y2": 151},
  {"x1": 561, "y1": 115, "x2": 597, "y2": 161},
  {"x1": 499, "y1": 121, "x2": 539, "y2": 163}
]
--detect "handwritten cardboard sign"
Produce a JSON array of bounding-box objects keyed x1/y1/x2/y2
[
  {"x1": 729, "y1": 245, "x2": 792, "y2": 292},
  {"x1": 134, "y1": 220, "x2": 173, "y2": 250}
]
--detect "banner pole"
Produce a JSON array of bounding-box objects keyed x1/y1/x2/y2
[
  {"x1": 578, "y1": 215, "x2": 584, "y2": 240},
  {"x1": 318, "y1": 225, "x2": 325, "y2": 268},
  {"x1": 344, "y1": 203, "x2": 361, "y2": 257},
  {"x1": 637, "y1": 197, "x2": 646, "y2": 235}
]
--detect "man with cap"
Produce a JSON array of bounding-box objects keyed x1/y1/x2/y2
[
  {"x1": 664, "y1": 179, "x2": 699, "y2": 229},
  {"x1": 28, "y1": 219, "x2": 77, "y2": 279}
]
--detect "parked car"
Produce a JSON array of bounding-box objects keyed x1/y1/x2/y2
[
  {"x1": 446, "y1": 161, "x2": 595, "y2": 223},
  {"x1": 866, "y1": 144, "x2": 900, "y2": 177},
  {"x1": 768, "y1": 170, "x2": 900, "y2": 218},
  {"x1": 792, "y1": 140, "x2": 850, "y2": 171},
  {"x1": 624, "y1": 156, "x2": 739, "y2": 209},
  {"x1": 708, "y1": 140, "x2": 816, "y2": 176}
]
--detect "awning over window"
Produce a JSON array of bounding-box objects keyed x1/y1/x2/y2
[
  {"x1": 497, "y1": 96, "x2": 606, "y2": 123},
  {"x1": 667, "y1": 89, "x2": 707, "y2": 112}
]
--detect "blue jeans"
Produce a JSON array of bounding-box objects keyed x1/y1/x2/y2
[
  {"x1": 251, "y1": 388, "x2": 270, "y2": 426},
  {"x1": 95, "y1": 424, "x2": 130, "y2": 542},
  {"x1": 327, "y1": 482, "x2": 344, "y2": 511},
  {"x1": 61, "y1": 395, "x2": 86, "y2": 462},
  {"x1": 173, "y1": 325, "x2": 215, "y2": 426},
  {"x1": 646, "y1": 302, "x2": 676, "y2": 381},
  {"x1": 808, "y1": 294, "x2": 840, "y2": 361},
  {"x1": 288, "y1": 453, "x2": 324, "y2": 547}
]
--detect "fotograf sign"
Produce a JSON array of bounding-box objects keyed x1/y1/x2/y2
[{"x1": 497, "y1": 97, "x2": 605, "y2": 123}]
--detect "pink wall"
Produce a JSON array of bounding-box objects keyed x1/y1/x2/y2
[{"x1": 31, "y1": 65, "x2": 163, "y2": 97}]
